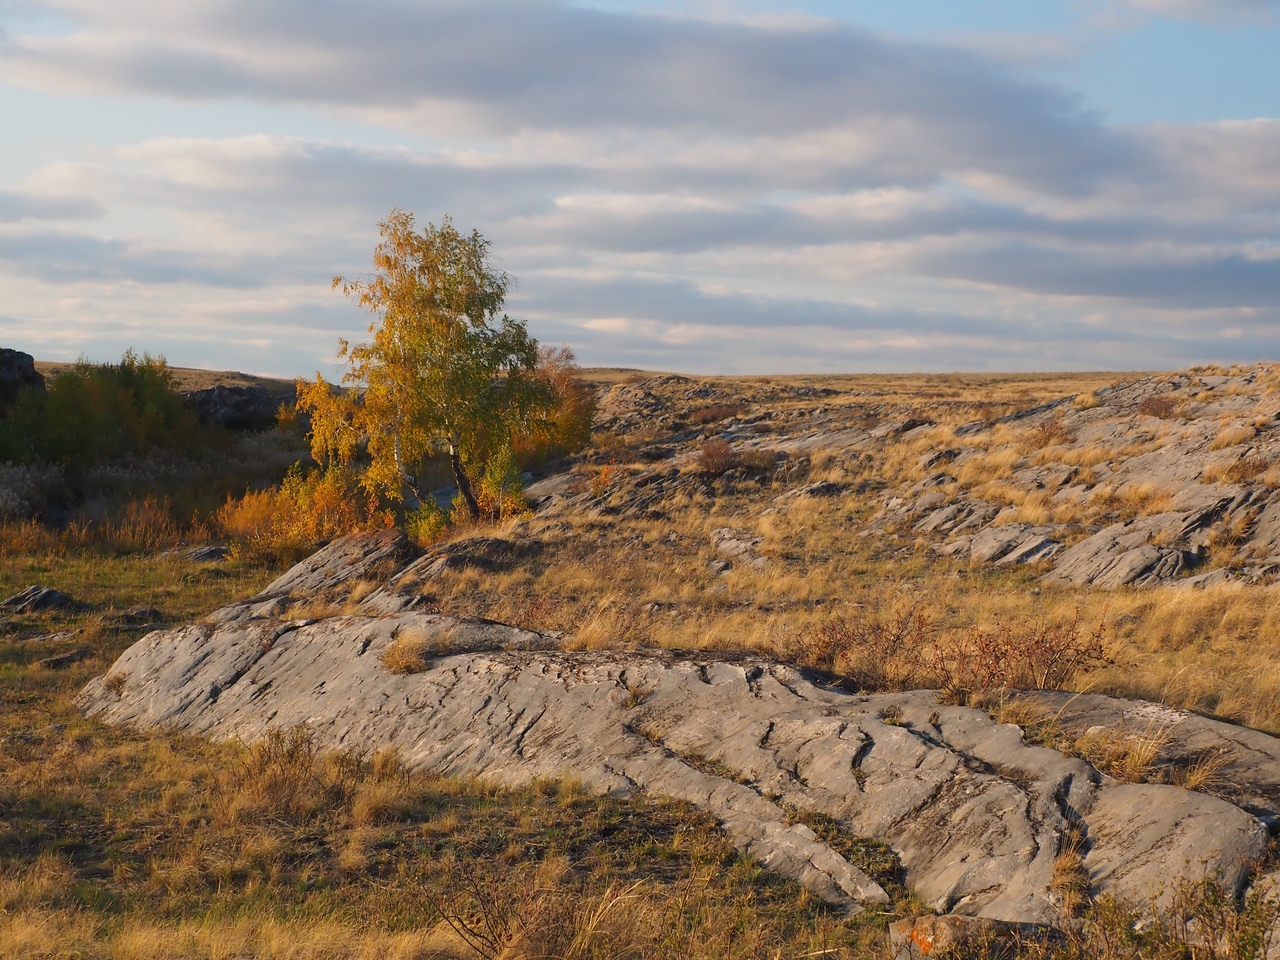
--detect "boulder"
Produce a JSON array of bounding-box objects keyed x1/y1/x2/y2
[
  {"x1": 210, "y1": 529, "x2": 415, "y2": 624},
  {"x1": 710, "y1": 528, "x2": 767, "y2": 569},
  {"x1": 39, "y1": 648, "x2": 91, "y2": 669},
  {"x1": 1, "y1": 585, "x2": 77, "y2": 613},
  {"x1": 968, "y1": 524, "x2": 1059, "y2": 565},
  {"x1": 0, "y1": 348, "x2": 44, "y2": 411},
  {"x1": 1042, "y1": 518, "x2": 1205, "y2": 588}
]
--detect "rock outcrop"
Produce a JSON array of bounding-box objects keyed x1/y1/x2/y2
[
  {"x1": 82, "y1": 532, "x2": 1275, "y2": 924},
  {"x1": 0, "y1": 348, "x2": 44, "y2": 412},
  {"x1": 183, "y1": 384, "x2": 281, "y2": 430},
  {"x1": 685, "y1": 366, "x2": 1280, "y2": 589}
]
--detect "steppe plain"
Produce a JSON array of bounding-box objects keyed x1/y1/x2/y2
[{"x1": 9, "y1": 362, "x2": 1280, "y2": 957}]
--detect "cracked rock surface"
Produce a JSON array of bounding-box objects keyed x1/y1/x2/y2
[{"x1": 80, "y1": 533, "x2": 1271, "y2": 924}]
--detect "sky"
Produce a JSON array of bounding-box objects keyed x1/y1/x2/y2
[{"x1": 0, "y1": 0, "x2": 1277, "y2": 376}]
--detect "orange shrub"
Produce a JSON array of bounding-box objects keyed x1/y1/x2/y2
[
  {"x1": 513, "y1": 346, "x2": 597, "y2": 466},
  {"x1": 217, "y1": 465, "x2": 393, "y2": 561}
]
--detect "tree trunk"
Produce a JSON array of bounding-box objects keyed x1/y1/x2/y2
[
  {"x1": 393, "y1": 433, "x2": 422, "y2": 510},
  {"x1": 449, "y1": 441, "x2": 481, "y2": 520}
]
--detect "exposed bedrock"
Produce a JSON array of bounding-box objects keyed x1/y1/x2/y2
[{"x1": 81, "y1": 535, "x2": 1270, "y2": 924}]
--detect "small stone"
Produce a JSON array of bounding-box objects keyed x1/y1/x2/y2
[
  {"x1": 185, "y1": 546, "x2": 231, "y2": 562},
  {"x1": 38, "y1": 648, "x2": 91, "y2": 669}
]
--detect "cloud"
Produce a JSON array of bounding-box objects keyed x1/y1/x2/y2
[
  {"x1": 1122, "y1": 0, "x2": 1278, "y2": 23},
  {"x1": 0, "y1": 188, "x2": 101, "y2": 221},
  {"x1": 0, "y1": 0, "x2": 1141, "y2": 197}
]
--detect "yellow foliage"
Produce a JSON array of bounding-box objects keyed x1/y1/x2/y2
[{"x1": 217, "y1": 465, "x2": 393, "y2": 561}]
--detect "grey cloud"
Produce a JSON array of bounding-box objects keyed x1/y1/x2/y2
[
  {"x1": 516, "y1": 271, "x2": 1052, "y2": 340},
  {"x1": 5, "y1": 1, "x2": 1142, "y2": 195},
  {"x1": 0, "y1": 4, "x2": 1274, "y2": 376},
  {"x1": 0, "y1": 189, "x2": 101, "y2": 221},
  {"x1": 913, "y1": 242, "x2": 1280, "y2": 309},
  {"x1": 0, "y1": 229, "x2": 314, "y2": 286}
]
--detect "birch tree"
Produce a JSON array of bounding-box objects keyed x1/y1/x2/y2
[{"x1": 298, "y1": 210, "x2": 548, "y2": 520}]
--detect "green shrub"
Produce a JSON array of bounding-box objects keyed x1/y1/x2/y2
[{"x1": 0, "y1": 350, "x2": 205, "y2": 472}]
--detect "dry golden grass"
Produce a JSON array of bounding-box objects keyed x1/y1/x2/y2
[
  {"x1": 1070, "y1": 722, "x2": 1171, "y2": 783},
  {"x1": 379, "y1": 625, "x2": 440, "y2": 674},
  {"x1": 421, "y1": 474, "x2": 1280, "y2": 731},
  {"x1": 1201, "y1": 455, "x2": 1269, "y2": 485},
  {"x1": 953, "y1": 447, "x2": 1021, "y2": 486},
  {"x1": 1072, "y1": 390, "x2": 1101, "y2": 410},
  {"x1": 1019, "y1": 418, "x2": 1075, "y2": 452},
  {"x1": 1210, "y1": 422, "x2": 1258, "y2": 450}
]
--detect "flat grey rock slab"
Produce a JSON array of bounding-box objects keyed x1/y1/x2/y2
[
  {"x1": 1015, "y1": 690, "x2": 1280, "y2": 812},
  {"x1": 81, "y1": 606, "x2": 1267, "y2": 924},
  {"x1": 258, "y1": 528, "x2": 411, "y2": 599}
]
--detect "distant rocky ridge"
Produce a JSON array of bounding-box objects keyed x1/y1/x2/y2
[
  {"x1": 183, "y1": 383, "x2": 283, "y2": 430},
  {"x1": 586, "y1": 367, "x2": 1280, "y2": 589},
  {"x1": 83, "y1": 529, "x2": 1280, "y2": 925}
]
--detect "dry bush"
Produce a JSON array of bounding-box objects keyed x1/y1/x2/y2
[
  {"x1": 737, "y1": 448, "x2": 778, "y2": 476},
  {"x1": 213, "y1": 726, "x2": 365, "y2": 825},
  {"x1": 696, "y1": 439, "x2": 740, "y2": 477},
  {"x1": 686, "y1": 403, "x2": 743, "y2": 426},
  {"x1": 932, "y1": 612, "x2": 1112, "y2": 700},
  {"x1": 588, "y1": 463, "x2": 621, "y2": 497},
  {"x1": 1137, "y1": 395, "x2": 1180, "y2": 419},
  {"x1": 792, "y1": 604, "x2": 933, "y2": 689},
  {"x1": 0, "y1": 518, "x2": 59, "y2": 553},
  {"x1": 795, "y1": 607, "x2": 1111, "y2": 698},
  {"x1": 67, "y1": 495, "x2": 184, "y2": 553},
  {"x1": 102, "y1": 672, "x2": 127, "y2": 697},
  {"x1": 1020, "y1": 418, "x2": 1075, "y2": 451}
]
